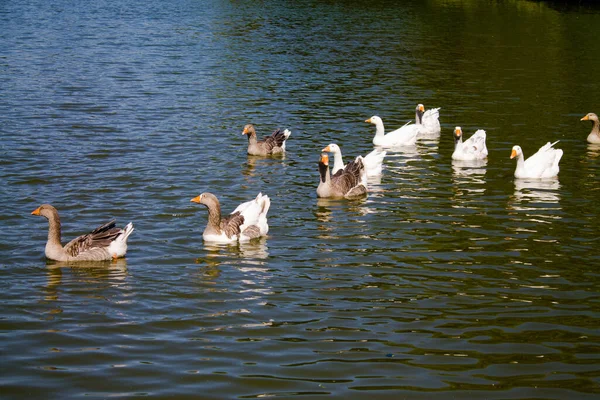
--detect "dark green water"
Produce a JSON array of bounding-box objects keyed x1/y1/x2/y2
[{"x1": 1, "y1": 0, "x2": 599, "y2": 398}]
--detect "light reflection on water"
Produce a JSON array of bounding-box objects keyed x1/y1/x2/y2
[{"x1": 1, "y1": 0, "x2": 600, "y2": 399}]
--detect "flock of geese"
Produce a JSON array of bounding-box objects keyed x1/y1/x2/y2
[{"x1": 31, "y1": 108, "x2": 600, "y2": 262}]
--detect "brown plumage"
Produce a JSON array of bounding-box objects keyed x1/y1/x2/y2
[
  {"x1": 191, "y1": 193, "x2": 244, "y2": 239},
  {"x1": 316, "y1": 153, "x2": 367, "y2": 199},
  {"x1": 191, "y1": 192, "x2": 271, "y2": 243},
  {"x1": 242, "y1": 124, "x2": 291, "y2": 156},
  {"x1": 31, "y1": 204, "x2": 134, "y2": 262}
]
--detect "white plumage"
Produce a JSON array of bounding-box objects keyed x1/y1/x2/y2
[
  {"x1": 510, "y1": 141, "x2": 563, "y2": 179},
  {"x1": 452, "y1": 127, "x2": 488, "y2": 161},
  {"x1": 415, "y1": 104, "x2": 441, "y2": 136},
  {"x1": 322, "y1": 143, "x2": 386, "y2": 177},
  {"x1": 232, "y1": 193, "x2": 271, "y2": 242},
  {"x1": 365, "y1": 115, "x2": 419, "y2": 147}
]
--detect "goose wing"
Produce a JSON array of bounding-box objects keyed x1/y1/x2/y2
[
  {"x1": 63, "y1": 220, "x2": 123, "y2": 257},
  {"x1": 220, "y1": 212, "x2": 245, "y2": 239},
  {"x1": 260, "y1": 129, "x2": 287, "y2": 152},
  {"x1": 463, "y1": 130, "x2": 488, "y2": 156},
  {"x1": 524, "y1": 141, "x2": 562, "y2": 177}
]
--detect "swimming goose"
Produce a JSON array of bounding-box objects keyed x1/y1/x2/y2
[
  {"x1": 317, "y1": 153, "x2": 367, "y2": 199},
  {"x1": 510, "y1": 141, "x2": 563, "y2": 179},
  {"x1": 452, "y1": 127, "x2": 488, "y2": 161},
  {"x1": 415, "y1": 104, "x2": 441, "y2": 135},
  {"x1": 191, "y1": 192, "x2": 270, "y2": 243},
  {"x1": 365, "y1": 115, "x2": 419, "y2": 147},
  {"x1": 581, "y1": 113, "x2": 600, "y2": 144},
  {"x1": 322, "y1": 143, "x2": 386, "y2": 177},
  {"x1": 242, "y1": 124, "x2": 291, "y2": 156},
  {"x1": 31, "y1": 204, "x2": 134, "y2": 262}
]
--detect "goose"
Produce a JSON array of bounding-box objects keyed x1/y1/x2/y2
[
  {"x1": 452, "y1": 127, "x2": 488, "y2": 161},
  {"x1": 415, "y1": 104, "x2": 441, "y2": 135},
  {"x1": 191, "y1": 192, "x2": 270, "y2": 243},
  {"x1": 510, "y1": 141, "x2": 563, "y2": 179},
  {"x1": 317, "y1": 153, "x2": 367, "y2": 199},
  {"x1": 242, "y1": 124, "x2": 291, "y2": 156},
  {"x1": 322, "y1": 143, "x2": 386, "y2": 177},
  {"x1": 31, "y1": 204, "x2": 134, "y2": 262},
  {"x1": 365, "y1": 116, "x2": 419, "y2": 147},
  {"x1": 580, "y1": 113, "x2": 600, "y2": 144}
]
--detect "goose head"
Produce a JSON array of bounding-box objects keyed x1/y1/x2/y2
[
  {"x1": 322, "y1": 143, "x2": 341, "y2": 155},
  {"x1": 365, "y1": 116, "x2": 381, "y2": 125},
  {"x1": 416, "y1": 104, "x2": 425, "y2": 124},
  {"x1": 453, "y1": 126, "x2": 463, "y2": 143},
  {"x1": 31, "y1": 204, "x2": 58, "y2": 220},
  {"x1": 581, "y1": 113, "x2": 599, "y2": 123},
  {"x1": 510, "y1": 145, "x2": 523, "y2": 159},
  {"x1": 318, "y1": 153, "x2": 329, "y2": 182},
  {"x1": 241, "y1": 124, "x2": 256, "y2": 136},
  {"x1": 191, "y1": 192, "x2": 219, "y2": 208}
]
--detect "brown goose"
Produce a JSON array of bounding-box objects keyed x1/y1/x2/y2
[
  {"x1": 191, "y1": 192, "x2": 270, "y2": 243},
  {"x1": 316, "y1": 153, "x2": 367, "y2": 199},
  {"x1": 581, "y1": 113, "x2": 600, "y2": 144},
  {"x1": 31, "y1": 204, "x2": 134, "y2": 262},
  {"x1": 242, "y1": 124, "x2": 291, "y2": 156}
]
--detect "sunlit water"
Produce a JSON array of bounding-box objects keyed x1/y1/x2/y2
[{"x1": 1, "y1": 1, "x2": 600, "y2": 398}]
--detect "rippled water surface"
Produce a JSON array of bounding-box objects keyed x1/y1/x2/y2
[{"x1": 2, "y1": 0, "x2": 600, "y2": 398}]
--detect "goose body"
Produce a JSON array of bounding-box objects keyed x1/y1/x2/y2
[
  {"x1": 581, "y1": 113, "x2": 600, "y2": 144},
  {"x1": 317, "y1": 153, "x2": 367, "y2": 199},
  {"x1": 510, "y1": 141, "x2": 563, "y2": 179},
  {"x1": 31, "y1": 204, "x2": 134, "y2": 262},
  {"x1": 365, "y1": 116, "x2": 419, "y2": 147},
  {"x1": 191, "y1": 192, "x2": 270, "y2": 243},
  {"x1": 452, "y1": 127, "x2": 488, "y2": 161},
  {"x1": 322, "y1": 143, "x2": 386, "y2": 177},
  {"x1": 242, "y1": 124, "x2": 291, "y2": 156},
  {"x1": 415, "y1": 104, "x2": 441, "y2": 135}
]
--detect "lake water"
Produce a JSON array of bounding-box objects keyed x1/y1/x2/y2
[{"x1": 1, "y1": 0, "x2": 600, "y2": 398}]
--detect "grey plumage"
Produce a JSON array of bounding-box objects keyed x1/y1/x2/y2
[
  {"x1": 242, "y1": 124, "x2": 291, "y2": 156},
  {"x1": 317, "y1": 153, "x2": 367, "y2": 199}
]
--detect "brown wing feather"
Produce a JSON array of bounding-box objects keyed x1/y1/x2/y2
[
  {"x1": 331, "y1": 158, "x2": 363, "y2": 193},
  {"x1": 63, "y1": 220, "x2": 123, "y2": 257},
  {"x1": 259, "y1": 129, "x2": 286, "y2": 152},
  {"x1": 220, "y1": 212, "x2": 245, "y2": 239}
]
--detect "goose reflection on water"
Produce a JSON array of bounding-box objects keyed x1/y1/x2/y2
[
  {"x1": 202, "y1": 239, "x2": 270, "y2": 261},
  {"x1": 451, "y1": 159, "x2": 487, "y2": 204},
  {"x1": 242, "y1": 153, "x2": 287, "y2": 179},
  {"x1": 512, "y1": 178, "x2": 561, "y2": 205},
  {"x1": 44, "y1": 258, "x2": 128, "y2": 302},
  {"x1": 587, "y1": 143, "x2": 600, "y2": 159}
]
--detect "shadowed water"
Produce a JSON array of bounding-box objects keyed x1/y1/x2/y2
[{"x1": 1, "y1": 0, "x2": 600, "y2": 398}]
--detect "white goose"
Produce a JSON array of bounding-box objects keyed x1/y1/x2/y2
[
  {"x1": 510, "y1": 141, "x2": 563, "y2": 179},
  {"x1": 191, "y1": 192, "x2": 270, "y2": 243},
  {"x1": 415, "y1": 104, "x2": 441, "y2": 135},
  {"x1": 365, "y1": 115, "x2": 419, "y2": 147},
  {"x1": 322, "y1": 143, "x2": 386, "y2": 177},
  {"x1": 452, "y1": 127, "x2": 488, "y2": 161},
  {"x1": 581, "y1": 113, "x2": 600, "y2": 144}
]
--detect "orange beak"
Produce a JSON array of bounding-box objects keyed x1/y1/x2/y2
[
  {"x1": 454, "y1": 128, "x2": 462, "y2": 137},
  {"x1": 191, "y1": 195, "x2": 201, "y2": 203},
  {"x1": 419, "y1": 105, "x2": 425, "y2": 112},
  {"x1": 365, "y1": 118, "x2": 372, "y2": 123},
  {"x1": 31, "y1": 207, "x2": 41, "y2": 215},
  {"x1": 242, "y1": 127, "x2": 248, "y2": 135},
  {"x1": 320, "y1": 153, "x2": 329, "y2": 165},
  {"x1": 510, "y1": 149, "x2": 517, "y2": 159},
  {"x1": 322, "y1": 145, "x2": 331, "y2": 152},
  {"x1": 581, "y1": 115, "x2": 590, "y2": 121}
]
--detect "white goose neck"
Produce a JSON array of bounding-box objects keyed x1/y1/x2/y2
[
  {"x1": 332, "y1": 150, "x2": 345, "y2": 174},
  {"x1": 374, "y1": 120, "x2": 385, "y2": 137}
]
